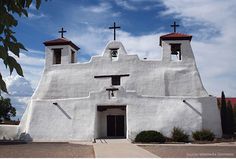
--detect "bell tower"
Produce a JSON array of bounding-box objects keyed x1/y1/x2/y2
[
  {"x1": 159, "y1": 22, "x2": 194, "y2": 63},
  {"x1": 43, "y1": 27, "x2": 80, "y2": 68}
]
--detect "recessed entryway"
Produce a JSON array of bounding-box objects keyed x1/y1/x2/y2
[{"x1": 96, "y1": 105, "x2": 126, "y2": 139}]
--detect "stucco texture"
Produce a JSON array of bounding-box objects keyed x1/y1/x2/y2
[{"x1": 0, "y1": 40, "x2": 222, "y2": 141}]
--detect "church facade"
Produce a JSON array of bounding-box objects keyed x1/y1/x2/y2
[{"x1": 1, "y1": 25, "x2": 222, "y2": 142}]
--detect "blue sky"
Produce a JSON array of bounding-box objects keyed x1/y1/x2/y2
[{"x1": 1, "y1": 0, "x2": 236, "y2": 120}]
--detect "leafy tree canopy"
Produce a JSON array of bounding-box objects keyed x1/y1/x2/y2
[
  {"x1": 0, "y1": 96, "x2": 16, "y2": 121},
  {"x1": 0, "y1": 0, "x2": 45, "y2": 93}
]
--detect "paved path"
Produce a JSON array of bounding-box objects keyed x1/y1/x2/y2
[{"x1": 93, "y1": 139, "x2": 158, "y2": 158}]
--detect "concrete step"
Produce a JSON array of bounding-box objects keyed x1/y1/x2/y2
[{"x1": 95, "y1": 138, "x2": 131, "y2": 144}]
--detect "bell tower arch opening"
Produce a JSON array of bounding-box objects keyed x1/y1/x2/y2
[
  {"x1": 52, "y1": 48, "x2": 62, "y2": 64},
  {"x1": 170, "y1": 43, "x2": 181, "y2": 61}
]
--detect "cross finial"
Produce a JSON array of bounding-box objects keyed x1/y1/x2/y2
[
  {"x1": 109, "y1": 22, "x2": 121, "y2": 41},
  {"x1": 58, "y1": 27, "x2": 67, "y2": 38},
  {"x1": 170, "y1": 21, "x2": 179, "y2": 33}
]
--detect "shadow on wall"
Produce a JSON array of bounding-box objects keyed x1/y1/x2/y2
[
  {"x1": 183, "y1": 100, "x2": 202, "y2": 116},
  {"x1": 53, "y1": 102, "x2": 72, "y2": 119}
]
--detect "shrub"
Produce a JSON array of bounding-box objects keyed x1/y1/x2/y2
[
  {"x1": 192, "y1": 129, "x2": 215, "y2": 141},
  {"x1": 171, "y1": 127, "x2": 189, "y2": 142},
  {"x1": 135, "y1": 130, "x2": 166, "y2": 143}
]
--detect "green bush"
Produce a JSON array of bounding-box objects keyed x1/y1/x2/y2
[
  {"x1": 135, "y1": 130, "x2": 166, "y2": 143},
  {"x1": 171, "y1": 127, "x2": 189, "y2": 142},
  {"x1": 192, "y1": 129, "x2": 215, "y2": 141}
]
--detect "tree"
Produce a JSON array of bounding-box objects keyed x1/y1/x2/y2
[
  {"x1": 0, "y1": 96, "x2": 16, "y2": 122},
  {"x1": 226, "y1": 101, "x2": 234, "y2": 135},
  {"x1": 233, "y1": 105, "x2": 236, "y2": 133},
  {"x1": 220, "y1": 91, "x2": 227, "y2": 134},
  {"x1": 0, "y1": 0, "x2": 45, "y2": 93},
  {"x1": 217, "y1": 98, "x2": 221, "y2": 109}
]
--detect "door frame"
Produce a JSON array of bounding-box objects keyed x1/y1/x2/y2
[{"x1": 96, "y1": 105, "x2": 127, "y2": 139}]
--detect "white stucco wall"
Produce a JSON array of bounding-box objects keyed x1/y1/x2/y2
[
  {"x1": 32, "y1": 41, "x2": 207, "y2": 100},
  {"x1": 1, "y1": 40, "x2": 222, "y2": 141},
  {"x1": 0, "y1": 125, "x2": 18, "y2": 140},
  {"x1": 17, "y1": 87, "x2": 222, "y2": 141}
]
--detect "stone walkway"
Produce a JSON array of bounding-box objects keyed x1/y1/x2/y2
[{"x1": 93, "y1": 139, "x2": 158, "y2": 158}]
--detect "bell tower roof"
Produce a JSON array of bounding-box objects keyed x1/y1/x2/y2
[
  {"x1": 43, "y1": 27, "x2": 80, "y2": 51},
  {"x1": 160, "y1": 21, "x2": 192, "y2": 46},
  {"x1": 159, "y1": 32, "x2": 192, "y2": 46},
  {"x1": 43, "y1": 37, "x2": 80, "y2": 51}
]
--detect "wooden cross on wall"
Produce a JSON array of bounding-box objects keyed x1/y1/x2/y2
[
  {"x1": 109, "y1": 22, "x2": 121, "y2": 41},
  {"x1": 58, "y1": 27, "x2": 67, "y2": 38},
  {"x1": 170, "y1": 21, "x2": 179, "y2": 33}
]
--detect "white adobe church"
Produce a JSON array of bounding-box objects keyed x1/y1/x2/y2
[{"x1": 1, "y1": 22, "x2": 222, "y2": 141}]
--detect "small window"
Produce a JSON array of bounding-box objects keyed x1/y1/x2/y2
[
  {"x1": 170, "y1": 44, "x2": 181, "y2": 61},
  {"x1": 110, "y1": 48, "x2": 119, "y2": 61},
  {"x1": 53, "y1": 49, "x2": 61, "y2": 64},
  {"x1": 71, "y1": 50, "x2": 75, "y2": 63},
  {"x1": 111, "y1": 76, "x2": 120, "y2": 85}
]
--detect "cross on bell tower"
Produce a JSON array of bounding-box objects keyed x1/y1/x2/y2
[
  {"x1": 109, "y1": 22, "x2": 121, "y2": 41},
  {"x1": 170, "y1": 21, "x2": 179, "y2": 33},
  {"x1": 58, "y1": 27, "x2": 67, "y2": 38}
]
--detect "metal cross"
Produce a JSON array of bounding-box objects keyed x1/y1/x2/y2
[
  {"x1": 109, "y1": 22, "x2": 121, "y2": 41},
  {"x1": 170, "y1": 21, "x2": 179, "y2": 33},
  {"x1": 58, "y1": 27, "x2": 67, "y2": 38}
]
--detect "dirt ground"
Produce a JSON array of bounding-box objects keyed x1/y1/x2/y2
[
  {"x1": 0, "y1": 142, "x2": 94, "y2": 158},
  {"x1": 1, "y1": 141, "x2": 236, "y2": 158},
  {"x1": 140, "y1": 144, "x2": 236, "y2": 158}
]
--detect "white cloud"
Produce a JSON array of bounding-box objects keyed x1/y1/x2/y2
[
  {"x1": 68, "y1": 26, "x2": 111, "y2": 55},
  {"x1": 18, "y1": 53, "x2": 44, "y2": 88},
  {"x1": 1, "y1": 51, "x2": 45, "y2": 89},
  {"x1": 18, "y1": 53, "x2": 45, "y2": 67},
  {"x1": 28, "y1": 12, "x2": 46, "y2": 19},
  {"x1": 119, "y1": 31, "x2": 162, "y2": 59},
  {"x1": 4, "y1": 76, "x2": 33, "y2": 97},
  {"x1": 161, "y1": 0, "x2": 235, "y2": 28},
  {"x1": 26, "y1": 48, "x2": 44, "y2": 55},
  {"x1": 3, "y1": 76, "x2": 34, "y2": 120},
  {"x1": 113, "y1": 0, "x2": 161, "y2": 11},
  {"x1": 114, "y1": 0, "x2": 137, "y2": 10},
  {"x1": 80, "y1": 2, "x2": 112, "y2": 13}
]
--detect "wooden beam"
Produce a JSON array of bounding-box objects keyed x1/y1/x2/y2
[{"x1": 94, "y1": 74, "x2": 129, "y2": 78}]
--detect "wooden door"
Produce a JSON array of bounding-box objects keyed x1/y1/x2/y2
[
  {"x1": 107, "y1": 115, "x2": 116, "y2": 136},
  {"x1": 116, "y1": 115, "x2": 124, "y2": 136},
  {"x1": 107, "y1": 115, "x2": 125, "y2": 137}
]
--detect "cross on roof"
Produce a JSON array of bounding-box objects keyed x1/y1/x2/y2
[
  {"x1": 170, "y1": 21, "x2": 179, "y2": 33},
  {"x1": 109, "y1": 22, "x2": 121, "y2": 41},
  {"x1": 58, "y1": 27, "x2": 67, "y2": 38}
]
